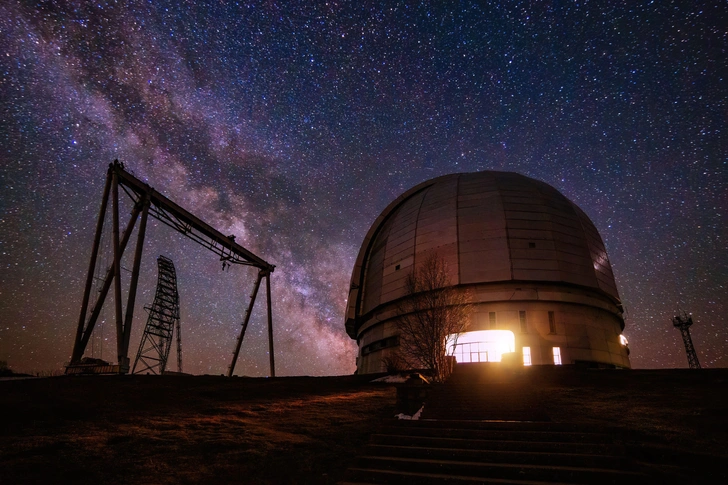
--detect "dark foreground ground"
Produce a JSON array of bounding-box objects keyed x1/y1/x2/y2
[
  {"x1": 0, "y1": 374, "x2": 395, "y2": 484},
  {"x1": 1, "y1": 367, "x2": 727, "y2": 484}
]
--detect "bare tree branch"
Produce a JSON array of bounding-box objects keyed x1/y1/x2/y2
[{"x1": 394, "y1": 254, "x2": 473, "y2": 382}]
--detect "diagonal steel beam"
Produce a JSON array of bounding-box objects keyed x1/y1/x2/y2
[
  {"x1": 72, "y1": 169, "x2": 112, "y2": 363},
  {"x1": 228, "y1": 270, "x2": 265, "y2": 376},
  {"x1": 73, "y1": 200, "x2": 144, "y2": 362},
  {"x1": 120, "y1": 195, "x2": 150, "y2": 365}
]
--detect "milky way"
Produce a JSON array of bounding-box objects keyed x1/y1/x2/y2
[{"x1": 1, "y1": 1, "x2": 726, "y2": 375}]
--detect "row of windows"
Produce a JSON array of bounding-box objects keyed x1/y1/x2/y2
[
  {"x1": 523, "y1": 346, "x2": 562, "y2": 366},
  {"x1": 364, "y1": 336, "x2": 565, "y2": 366},
  {"x1": 361, "y1": 336, "x2": 399, "y2": 356},
  {"x1": 488, "y1": 311, "x2": 557, "y2": 334}
]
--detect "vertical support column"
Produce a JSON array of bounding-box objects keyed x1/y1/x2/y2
[
  {"x1": 266, "y1": 272, "x2": 275, "y2": 378},
  {"x1": 176, "y1": 317, "x2": 183, "y2": 373},
  {"x1": 228, "y1": 270, "x2": 264, "y2": 377},
  {"x1": 120, "y1": 195, "x2": 150, "y2": 368},
  {"x1": 77, "y1": 203, "x2": 142, "y2": 354},
  {"x1": 112, "y1": 171, "x2": 125, "y2": 369},
  {"x1": 71, "y1": 169, "x2": 112, "y2": 363}
]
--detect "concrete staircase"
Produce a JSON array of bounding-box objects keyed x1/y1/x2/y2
[
  {"x1": 342, "y1": 419, "x2": 650, "y2": 484},
  {"x1": 341, "y1": 364, "x2": 655, "y2": 484}
]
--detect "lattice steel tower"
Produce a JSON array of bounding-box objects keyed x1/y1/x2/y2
[
  {"x1": 672, "y1": 313, "x2": 701, "y2": 369},
  {"x1": 133, "y1": 255, "x2": 182, "y2": 374}
]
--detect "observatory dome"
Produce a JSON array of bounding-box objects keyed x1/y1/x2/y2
[{"x1": 346, "y1": 171, "x2": 630, "y2": 373}]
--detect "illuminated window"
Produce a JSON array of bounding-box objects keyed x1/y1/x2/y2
[
  {"x1": 489, "y1": 312, "x2": 497, "y2": 329},
  {"x1": 447, "y1": 330, "x2": 515, "y2": 363},
  {"x1": 523, "y1": 347, "x2": 531, "y2": 366},
  {"x1": 552, "y1": 347, "x2": 562, "y2": 365},
  {"x1": 519, "y1": 311, "x2": 527, "y2": 333},
  {"x1": 548, "y1": 311, "x2": 556, "y2": 334}
]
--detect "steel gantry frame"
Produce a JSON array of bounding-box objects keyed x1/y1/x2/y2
[{"x1": 68, "y1": 160, "x2": 276, "y2": 377}]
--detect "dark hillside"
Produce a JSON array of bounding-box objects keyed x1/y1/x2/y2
[
  {"x1": 1, "y1": 368, "x2": 726, "y2": 483},
  {"x1": 0, "y1": 375, "x2": 395, "y2": 484}
]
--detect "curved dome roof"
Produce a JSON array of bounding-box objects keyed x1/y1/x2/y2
[{"x1": 346, "y1": 171, "x2": 620, "y2": 336}]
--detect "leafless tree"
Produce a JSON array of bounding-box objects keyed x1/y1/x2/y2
[{"x1": 395, "y1": 254, "x2": 473, "y2": 382}]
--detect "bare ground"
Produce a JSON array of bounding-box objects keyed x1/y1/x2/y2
[
  {"x1": 0, "y1": 375, "x2": 395, "y2": 484},
  {"x1": 1, "y1": 368, "x2": 727, "y2": 484}
]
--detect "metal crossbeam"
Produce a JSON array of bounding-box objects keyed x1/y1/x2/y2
[{"x1": 116, "y1": 168, "x2": 272, "y2": 270}]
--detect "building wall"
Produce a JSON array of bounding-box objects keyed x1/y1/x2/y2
[{"x1": 355, "y1": 282, "x2": 630, "y2": 373}]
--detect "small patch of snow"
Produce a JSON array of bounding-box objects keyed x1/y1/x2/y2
[{"x1": 395, "y1": 405, "x2": 424, "y2": 420}]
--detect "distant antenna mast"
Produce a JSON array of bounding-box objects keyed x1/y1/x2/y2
[
  {"x1": 132, "y1": 255, "x2": 182, "y2": 374},
  {"x1": 672, "y1": 312, "x2": 701, "y2": 369}
]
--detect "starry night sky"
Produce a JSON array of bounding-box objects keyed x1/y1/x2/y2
[{"x1": 1, "y1": 1, "x2": 726, "y2": 375}]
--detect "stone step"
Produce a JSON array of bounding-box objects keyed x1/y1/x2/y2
[
  {"x1": 377, "y1": 426, "x2": 615, "y2": 444},
  {"x1": 342, "y1": 468, "x2": 573, "y2": 485},
  {"x1": 425, "y1": 401, "x2": 538, "y2": 409},
  {"x1": 426, "y1": 386, "x2": 535, "y2": 393},
  {"x1": 369, "y1": 434, "x2": 623, "y2": 455},
  {"x1": 429, "y1": 380, "x2": 532, "y2": 386},
  {"x1": 421, "y1": 410, "x2": 550, "y2": 421},
  {"x1": 386, "y1": 419, "x2": 586, "y2": 432},
  {"x1": 442, "y1": 379, "x2": 533, "y2": 386},
  {"x1": 362, "y1": 444, "x2": 629, "y2": 469},
  {"x1": 425, "y1": 398, "x2": 537, "y2": 404},
  {"x1": 430, "y1": 388, "x2": 533, "y2": 398},
  {"x1": 350, "y1": 456, "x2": 649, "y2": 484},
  {"x1": 429, "y1": 393, "x2": 536, "y2": 398},
  {"x1": 424, "y1": 396, "x2": 540, "y2": 405}
]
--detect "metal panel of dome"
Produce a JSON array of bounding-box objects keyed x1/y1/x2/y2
[
  {"x1": 573, "y1": 205, "x2": 619, "y2": 298},
  {"x1": 458, "y1": 174, "x2": 509, "y2": 284},
  {"x1": 505, "y1": 186, "x2": 599, "y2": 287},
  {"x1": 512, "y1": 259, "x2": 560, "y2": 271},
  {"x1": 510, "y1": 237, "x2": 555, "y2": 248},
  {"x1": 381, "y1": 192, "x2": 424, "y2": 300},
  {"x1": 362, "y1": 240, "x2": 385, "y2": 314},
  {"x1": 414, "y1": 178, "x2": 458, "y2": 262},
  {"x1": 383, "y1": 197, "x2": 422, "y2": 263},
  {"x1": 361, "y1": 211, "x2": 398, "y2": 314}
]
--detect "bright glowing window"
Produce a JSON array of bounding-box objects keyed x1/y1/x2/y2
[
  {"x1": 523, "y1": 346, "x2": 531, "y2": 366},
  {"x1": 552, "y1": 347, "x2": 562, "y2": 365},
  {"x1": 447, "y1": 330, "x2": 515, "y2": 363}
]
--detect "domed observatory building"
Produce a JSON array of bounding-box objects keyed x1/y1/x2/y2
[{"x1": 345, "y1": 172, "x2": 630, "y2": 374}]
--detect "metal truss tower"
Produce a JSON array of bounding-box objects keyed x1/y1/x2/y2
[
  {"x1": 132, "y1": 256, "x2": 181, "y2": 375},
  {"x1": 672, "y1": 313, "x2": 701, "y2": 369}
]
